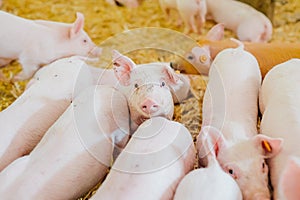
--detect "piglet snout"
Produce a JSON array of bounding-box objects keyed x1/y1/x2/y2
[
  {"x1": 89, "y1": 47, "x2": 102, "y2": 57},
  {"x1": 141, "y1": 99, "x2": 159, "y2": 114}
]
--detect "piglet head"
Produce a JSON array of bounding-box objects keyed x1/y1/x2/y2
[
  {"x1": 184, "y1": 23, "x2": 225, "y2": 75},
  {"x1": 198, "y1": 126, "x2": 283, "y2": 200},
  {"x1": 169, "y1": 46, "x2": 211, "y2": 76},
  {"x1": 185, "y1": 46, "x2": 211, "y2": 75},
  {"x1": 170, "y1": 24, "x2": 225, "y2": 76},
  {"x1": 112, "y1": 50, "x2": 182, "y2": 129},
  {"x1": 68, "y1": 12, "x2": 101, "y2": 58}
]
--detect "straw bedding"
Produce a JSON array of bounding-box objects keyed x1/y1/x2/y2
[{"x1": 0, "y1": 0, "x2": 299, "y2": 199}]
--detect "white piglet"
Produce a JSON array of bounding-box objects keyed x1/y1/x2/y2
[
  {"x1": 0, "y1": 11, "x2": 101, "y2": 80},
  {"x1": 159, "y1": 0, "x2": 207, "y2": 33},
  {"x1": 197, "y1": 41, "x2": 282, "y2": 199},
  {"x1": 174, "y1": 126, "x2": 242, "y2": 200},
  {"x1": 0, "y1": 85, "x2": 130, "y2": 200},
  {"x1": 112, "y1": 50, "x2": 184, "y2": 131},
  {"x1": 259, "y1": 58, "x2": 300, "y2": 200},
  {"x1": 91, "y1": 117, "x2": 196, "y2": 200},
  {"x1": 0, "y1": 57, "x2": 93, "y2": 172},
  {"x1": 206, "y1": 0, "x2": 272, "y2": 42}
]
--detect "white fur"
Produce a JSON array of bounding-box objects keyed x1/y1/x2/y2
[
  {"x1": 0, "y1": 85, "x2": 130, "y2": 199},
  {"x1": 206, "y1": 0, "x2": 272, "y2": 42},
  {"x1": 260, "y1": 59, "x2": 300, "y2": 200},
  {"x1": 0, "y1": 57, "x2": 93, "y2": 172}
]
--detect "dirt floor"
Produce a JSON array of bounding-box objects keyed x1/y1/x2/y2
[{"x1": 0, "y1": 0, "x2": 299, "y2": 199}]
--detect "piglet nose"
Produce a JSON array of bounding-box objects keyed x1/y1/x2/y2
[
  {"x1": 141, "y1": 99, "x2": 159, "y2": 114},
  {"x1": 90, "y1": 47, "x2": 102, "y2": 57}
]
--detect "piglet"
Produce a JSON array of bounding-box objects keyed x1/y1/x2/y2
[
  {"x1": 206, "y1": 0, "x2": 272, "y2": 42},
  {"x1": 0, "y1": 85, "x2": 130, "y2": 199},
  {"x1": 0, "y1": 11, "x2": 101, "y2": 80},
  {"x1": 174, "y1": 126, "x2": 242, "y2": 200},
  {"x1": 90, "y1": 116, "x2": 196, "y2": 200},
  {"x1": 88, "y1": 62, "x2": 190, "y2": 104},
  {"x1": 197, "y1": 41, "x2": 282, "y2": 199},
  {"x1": 0, "y1": 56, "x2": 93, "y2": 172},
  {"x1": 112, "y1": 50, "x2": 184, "y2": 131},
  {"x1": 259, "y1": 58, "x2": 300, "y2": 200},
  {"x1": 159, "y1": 0, "x2": 207, "y2": 33}
]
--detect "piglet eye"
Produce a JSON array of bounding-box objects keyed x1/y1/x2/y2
[
  {"x1": 262, "y1": 162, "x2": 265, "y2": 169},
  {"x1": 187, "y1": 55, "x2": 194, "y2": 60},
  {"x1": 134, "y1": 83, "x2": 139, "y2": 88},
  {"x1": 161, "y1": 81, "x2": 165, "y2": 87},
  {"x1": 227, "y1": 168, "x2": 238, "y2": 179},
  {"x1": 83, "y1": 39, "x2": 87, "y2": 43}
]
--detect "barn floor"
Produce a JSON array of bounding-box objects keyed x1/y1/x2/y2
[{"x1": 0, "y1": 0, "x2": 299, "y2": 199}]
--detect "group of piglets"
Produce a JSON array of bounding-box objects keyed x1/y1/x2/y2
[
  {"x1": 158, "y1": 0, "x2": 272, "y2": 42},
  {"x1": 0, "y1": 8, "x2": 299, "y2": 200},
  {"x1": 106, "y1": 0, "x2": 272, "y2": 42},
  {"x1": 0, "y1": 52, "x2": 192, "y2": 198},
  {"x1": 171, "y1": 23, "x2": 300, "y2": 78},
  {"x1": 192, "y1": 40, "x2": 300, "y2": 200},
  {"x1": 0, "y1": 10, "x2": 194, "y2": 199}
]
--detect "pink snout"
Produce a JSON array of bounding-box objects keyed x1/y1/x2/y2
[
  {"x1": 90, "y1": 47, "x2": 102, "y2": 57},
  {"x1": 141, "y1": 99, "x2": 159, "y2": 114}
]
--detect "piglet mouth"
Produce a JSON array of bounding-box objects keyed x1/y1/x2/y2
[
  {"x1": 137, "y1": 114, "x2": 168, "y2": 125},
  {"x1": 137, "y1": 116, "x2": 150, "y2": 124}
]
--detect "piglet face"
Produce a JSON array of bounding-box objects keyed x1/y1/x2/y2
[
  {"x1": 217, "y1": 142, "x2": 271, "y2": 200},
  {"x1": 185, "y1": 46, "x2": 211, "y2": 73},
  {"x1": 168, "y1": 46, "x2": 211, "y2": 76},
  {"x1": 112, "y1": 50, "x2": 182, "y2": 126},
  {"x1": 126, "y1": 65, "x2": 175, "y2": 125},
  {"x1": 199, "y1": 126, "x2": 283, "y2": 200},
  {"x1": 69, "y1": 12, "x2": 101, "y2": 58}
]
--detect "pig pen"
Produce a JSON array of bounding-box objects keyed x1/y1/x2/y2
[{"x1": 0, "y1": 0, "x2": 299, "y2": 199}]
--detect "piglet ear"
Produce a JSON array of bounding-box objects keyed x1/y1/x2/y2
[
  {"x1": 279, "y1": 157, "x2": 300, "y2": 200},
  {"x1": 197, "y1": 126, "x2": 227, "y2": 159},
  {"x1": 206, "y1": 23, "x2": 224, "y2": 41},
  {"x1": 162, "y1": 66, "x2": 183, "y2": 86},
  {"x1": 70, "y1": 12, "x2": 84, "y2": 38},
  {"x1": 112, "y1": 50, "x2": 136, "y2": 86},
  {"x1": 253, "y1": 134, "x2": 283, "y2": 158}
]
